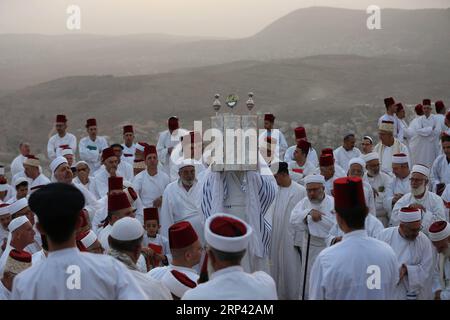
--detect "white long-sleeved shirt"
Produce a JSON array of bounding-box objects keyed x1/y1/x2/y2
[
  {"x1": 47, "y1": 133, "x2": 77, "y2": 160},
  {"x1": 333, "y1": 146, "x2": 362, "y2": 173},
  {"x1": 79, "y1": 136, "x2": 108, "y2": 173},
  {"x1": 132, "y1": 170, "x2": 170, "y2": 208}
]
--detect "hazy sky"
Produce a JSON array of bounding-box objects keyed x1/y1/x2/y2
[{"x1": 0, "y1": 0, "x2": 449, "y2": 37}]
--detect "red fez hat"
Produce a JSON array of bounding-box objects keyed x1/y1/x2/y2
[
  {"x1": 108, "y1": 177, "x2": 123, "y2": 192},
  {"x1": 264, "y1": 113, "x2": 275, "y2": 122},
  {"x1": 56, "y1": 114, "x2": 67, "y2": 123},
  {"x1": 171, "y1": 270, "x2": 197, "y2": 288},
  {"x1": 395, "y1": 102, "x2": 404, "y2": 111},
  {"x1": 168, "y1": 221, "x2": 198, "y2": 249},
  {"x1": 319, "y1": 154, "x2": 334, "y2": 167},
  {"x1": 102, "y1": 147, "x2": 116, "y2": 162},
  {"x1": 422, "y1": 99, "x2": 431, "y2": 106},
  {"x1": 9, "y1": 249, "x2": 32, "y2": 263},
  {"x1": 415, "y1": 104, "x2": 424, "y2": 116},
  {"x1": 168, "y1": 117, "x2": 179, "y2": 131},
  {"x1": 296, "y1": 139, "x2": 311, "y2": 154},
  {"x1": 144, "y1": 208, "x2": 159, "y2": 222},
  {"x1": 435, "y1": 100, "x2": 445, "y2": 113},
  {"x1": 294, "y1": 127, "x2": 306, "y2": 139},
  {"x1": 209, "y1": 216, "x2": 246, "y2": 237},
  {"x1": 384, "y1": 97, "x2": 395, "y2": 107},
  {"x1": 321, "y1": 148, "x2": 333, "y2": 156},
  {"x1": 123, "y1": 125, "x2": 134, "y2": 134},
  {"x1": 0, "y1": 177, "x2": 7, "y2": 184},
  {"x1": 85, "y1": 118, "x2": 97, "y2": 128},
  {"x1": 333, "y1": 176, "x2": 366, "y2": 211},
  {"x1": 144, "y1": 145, "x2": 158, "y2": 159},
  {"x1": 108, "y1": 192, "x2": 131, "y2": 212}
]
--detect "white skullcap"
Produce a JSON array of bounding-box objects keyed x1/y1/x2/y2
[
  {"x1": 178, "y1": 158, "x2": 196, "y2": 171},
  {"x1": 304, "y1": 174, "x2": 325, "y2": 185},
  {"x1": 0, "y1": 181, "x2": 8, "y2": 192},
  {"x1": 392, "y1": 153, "x2": 409, "y2": 164},
  {"x1": 13, "y1": 177, "x2": 29, "y2": 187},
  {"x1": 8, "y1": 216, "x2": 29, "y2": 233},
  {"x1": 205, "y1": 213, "x2": 252, "y2": 253},
  {"x1": 75, "y1": 161, "x2": 89, "y2": 168},
  {"x1": 363, "y1": 136, "x2": 373, "y2": 144},
  {"x1": 50, "y1": 156, "x2": 68, "y2": 173},
  {"x1": 362, "y1": 152, "x2": 379, "y2": 163},
  {"x1": 8, "y1": 198, "x2": 28, "y2": 215},
  {"x1": 398, "y1": 207, "x2": 422, "y2": 223},
  {"x1": 61, "y1": 148, "x2": 74, "y2": 157},
  {"x1": 348, "y1": 157, "x2": 366, "y2": 168},
  {"x1": 110, "y1": 217, "x2": 144, "y2": 241},
  {"x1": 429, "y1": 221, "x2": 450, "y2": 242},
  {"x1": 0, "y1": 204, "x2": 10, "y2": 216},
  {"x1": 411, "y1": 164, "x2": 430, "y2": 178},
  {"x1": 161, "y1": 270, "x2": 197, "y2": 298},
  {"x1": 80, "y1": 230, "x2": 98, "y2": 248},
  {"x1": 0, "y1": 167, "x2": 4, "y2": 175}
]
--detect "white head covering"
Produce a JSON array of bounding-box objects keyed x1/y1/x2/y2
[
  {"x1": 110, "y1": 217, "x2": 144, "y2": 241},
  {"x1": 0, "y1": 204, "x2": 10, "y2": 216},
  {"x1": 362, "y1": 152, "x2": 379, "y2": 163},
  {"x1": 205, "y1": 213, "x2": 252, "y2": 253},
  {"x1": 8, "y1": 198, "x2": 28, "y2": 215},
  {"x1": 80, "y1": 230, "x2": 98, "y2": 248},
  {"x1": 75, "y1": 161, "x2": 89, "y2": 168},
  {"x1": 61, "y1": 148, "x2": 74, "y2": 157},
  {"x1": 0, "y1": 181, "x2": 8, "y2": 192},
  {"x1": 178, "y1": 158, "x2": 196, "y2": 171},
  {"x1": 161, "y1": 270, "x2": 197, "y2": 298},
  {"x1": 411, "y1": 164, "x2": 430, "y2": 178},
  {"x1": 398, "y1": 207, "x2": 422, "y2": 223},
  {"x1": 348, "y1": 157, "x2": 366, "y2": 169},
  {"x1": 304, "y1": 174, "x2": 325, "y2": 185},
  {"x1": 13, "y1": 177, "x2": 29, "y2": 187},
  {"x1": 50, "y1": 156, "x2": 68, "y2": 173},
  {"x1": 429, "y1": 221, "x2": 450, "y2": 242},
  {"x1": 8, "y1": 216, "x2": 29, "y2": 233},
  {"x1": 392, "y1": 153, "x2": 409, "y2": 165}
]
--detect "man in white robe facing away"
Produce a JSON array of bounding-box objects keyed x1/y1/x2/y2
[
  {"x1": 133, "y1": 145, "x2": 170, "y2": 209},
  {"x1": 268, "y1": 162, "x2": 306, "y2": 300},
  {"x1": 182, "y1": 213, "x2": 278, "y2": 300},
  {"x1": 391, "y1": 164, "x2": 446, "y2": 233},
  {"x1": 333, "y1": 133, "x2": 361, "y2": 173},
  {"x1": 309, "y1": 176, "x2": 399, "y2": 300},
  {"x1": 79, "y1": 118, "x2": 108, "y2": 174},
  {"x1": 121, "y1": 125, "x2": 137, "y2": 166},
  {"x1": 428, "y1": 221, "x2": 450, "y2": 300},
  {"x1": 259, "y1": 113, "x2": 288, "y2": 161},
  {"x1": 284, "y1": 127, "x2": 319, "y2": 167},
  {"x1": 11, "y1": 183, "x2": 146, "y2": 299},
  {"x1": 378, "y1": 207, "x2": 434, "y2": 300},
  {"x1": 10, "y1": 143, "x2": 31, "y2": 178},
  {"x1": 107, "y1": 217, "x2": 172, "y2": 300},
  {"x1": 431, "y1": 133, "x2": 450, "y2": 195},
  {"x1": 47, "y1": 114, "x2": 77, "y2": 161},
  {"x1": 378, "y1": 97, "x2": 402, "y2": 140},
  {"x1": 383, "y1": 153, "x2": 411, "y2": 217},
  {"x1": 290, "y1": 174, "x2": 335, "y2": 300}
]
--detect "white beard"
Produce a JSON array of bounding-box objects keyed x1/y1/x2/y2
[{"x1": 411, "y1": 185, "x2": 425, "y2": 197}]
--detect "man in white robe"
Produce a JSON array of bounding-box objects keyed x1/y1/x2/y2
[
  {"x1": 182, "y1": 214, "x2": 277, "y2": 300},
  {"x1": 395, "y1": 103, "x2": 410, "y2": 146},
  {"x1": 363, "y1": 152, "x2": 393, "y2": 227},
  {"x1": 259, "y1": 113, "x2": 288, "y2": 161},
  {"x1": 73, "y1": 161, "x2": 97, "y2": 198},
  {"x1": 121, "y1": 125, "x2": 137, "y2": 166},
  {"x1": 78, "y1": 118, "x2": 108, "y2": 174},
  {"x1": 431, "y1": 133, "x2": 450, "y2": 195},
  {"x1": 287, "y1": 140, "x2": 316, "y2": 185},
  {"x1": 290, "y1": 174, "x2": 335, "y2": 299},
  {"x1": 284, "y1": 127, "x2": 318, "y2": 167},
  {"x1": 11, "y1": 183, "x2": 146, "y2": 299},
  {"x1": 346, "y1": 157, "x2": 376, "y2": 216},
  {"x1": 160, "y1": 160, "x2": 204, "y2": 243},
  {"x1": 47, "y1": 114, "x2": 77, "y2": 161},
  {"x1": 94, "y1": 147, "x2": 126, "y2": 199},
  {"x1": 384, "y1": 153, "x2": 411, "y2": 217},
  {"x1": 316, "y1": 153, "x2": 346, "y2": 196},
  {"x1": 378, "y1": 97, "x2": 403, "y2": 140},
  {"x1": 409, "y1": 99, "x2": 441, "y2": 167},
  {"x1": 374, "y1": 120, "x2": 410, "y2": 174},
  {"x1": 0, "y1": 178, "x2": 15, "y2": 204},
  {"x1": 22, "y1": 155, "x2": 50, "y2": 194},
  {"x1": 268, "y1": 162, "x2": 306, "y2": 300},
  {"x1": 428, "y1": 221, "x2": 450, "y2": 300},
  {"x1": 360, "y1": 136, "x2": 374, "y2": 155},
  {"x1": 10, "y1": 142, "x2": 31, "y2": 178},
  {"x1": 391, "y1": 165, "x2": 446, "y2": 233},
  {"x1": 309, "y1": 176, "x2": 399, "y2": 300},
  {"x1": 0, "y1": 249, "x2": 32, "y2": 300},
  {"x1": 333, "y1": 133, "x2": 361, "y2": 173}
]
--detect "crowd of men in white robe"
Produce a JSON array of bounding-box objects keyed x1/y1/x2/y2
[{"x1": 0, "y1": 96, "x2": 449, "y2": 300}]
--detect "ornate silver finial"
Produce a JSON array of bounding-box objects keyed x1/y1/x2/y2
[
  {"x1": 213, "y1": 94, "x2": 221, "y2": 113},
  {"x1": 246, "y1": 92, "x2": 255, "y2": 112},
  {"x1": 225, "y1": 94, "x2": 239, "y2": 109}
]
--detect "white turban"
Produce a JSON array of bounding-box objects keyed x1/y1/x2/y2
[
  {"x1": 178, "y1": 158, "x2": 196, "y2": 171},
  {"x1": 50, "y1": 156, "x2": 68, "y2": 173},
  {"x1": 362, "y1": 152, "x2": 379, "y2": 163},
  {"x1": 411, "y1": 164, "x2": 430, "y2": 178},
  {"x1": 348, "y1": 157, "x2": 366, "y2": 169},
  {"x1": 429, "y1": 221, "x2": 450, "y2": 242},
  {"x1": 304, "y1": 174, "x2": 325, "y2": 185},
  {"x1": 8, "y1": 198, "x2": 28, "y2": 215},
  {"x1": 398, "y1": 207, "x2": 421, "y2": 223},
  {"x1": 8, "y1": 216, "x2": 29, "y2": 233},
  {"x1": 392, "y1": 153, "x2": 409, "y2": 165}
]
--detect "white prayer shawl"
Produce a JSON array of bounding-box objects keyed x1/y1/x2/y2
[
  {"x1": 160, "y1": 179, "x2": 204, "y2": 243},
  {"x1": 130, "y1": 269, "x2": 172, "y2": 300},
  {"x1": 201, "y1": 171, "x2": 276, "y2": 258},
  {"x1": 156, "y1": 129, "x2": 189, "y2": 175},
  {"x1": 432, "y1": 254, "x2": 450, "y2": 300},
  {"x1": 365, "y1": 172, "x2": 393, "y2": 227},
  {"x1": 182, "y1": 266, "x2": 278, "y2": 300},
  {"x1": 383, "y1": 175, "x2": 411, "y2": 216},
  {"x1": 378, "y1": 113, "x2": 403, "y2": 139},
  {"x1": 431, "y1": 155, "x2": 450, "y2": 192},
  {"x1": 47, "y1": 133, "x2": 77, "y2": 161},
  {"x1": 284, "y1": 146, "x2": 319, "y2": 168},
  {"x1": 268, "y1": 181, "x2": 306, "y2": 300},
  {"x1": 409, "y1": 114, "x2": 441, "y2": 167},
  {"x1": 11, "y1": 248, "x2": 146, "y2": 299},
  {"x1": 121, "y1": 143, "x2": 136, "y2": 166},
  {"x1": 326, "y1": 214, "x2": 384, "y2": 247},
  {"x1": 287, "y1": 161, "x2": 316, "y2": 185},
  {"x1": 374, "y1": 139, "x2": 410, "y2": 174},
  {"x1": 309, "y1": 230, "x2": 399, "y2": 300},
  {"x1": 147, "y1": 264, "x2": 199, "y2": 283},
  {"x1": 132, "y1": 170, "x2": 170, "y2": 208},
  {"x1": 73, "y1": 176, "x2": 98, "y2": 199},
  {"x1": 79, "y1": 136, "x2": 108, "y2": 173},
  {"x1": 333, "y1": 146, "x2": 362, "y2": 173},
  {"x1": 390, "y1": 191, "x2": 446, "y2": 234},
  {"x1": 377, "y1": 227, "x2": 433, "y2": 300},
  {"x1": 259, "y1": 129, "x2": 288, "y2": 160},
  {"x1": 29, "y1": 174, "x2": 51, "y2": 194},
  {"x1": 439, "y1": 185, "x2": 450, "y2": 221},
  {"x1": 10, "y1": 154, "x2": 26, "y2": 178}
]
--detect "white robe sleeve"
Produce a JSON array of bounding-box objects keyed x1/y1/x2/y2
[
  {"x1": 69, "y1": 134, "x2": 77, "y2": 153},
  {"x1": 112, "y1": 260, "x2": 147, "y2": 299},
  {"x1": 47, "y1": 136, "x2": 56, "y2": 160},
  {"x1": 405, "y1": 236, "x2": 434, "y2": 294},
  {"x1": 159, "y1": 187, "x2": 175, "y2": 239},
  {"x1": 308, "y1": 254, "x2": 325, "y2": 300},
  {"x1": 156, "y1": 132, "x2": 170, "y2": 165}
]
